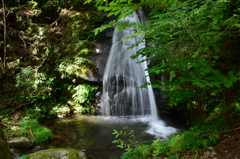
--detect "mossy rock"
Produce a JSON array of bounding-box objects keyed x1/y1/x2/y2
[
  {"x1": 27, "y1": 148, "x2": 86, "y2": 159},
  {"x1": 8, "y1": 137, "x2": 33, "y2": 149}
]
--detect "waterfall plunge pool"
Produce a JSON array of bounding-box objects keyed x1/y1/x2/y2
[{"x1": 40, "y1": 114, "x2": 188, "y2": 159}]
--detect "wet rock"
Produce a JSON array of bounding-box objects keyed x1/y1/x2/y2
[
  {"x1": 103, "y1": 27, "x2": 114, "y2": 38},
  {"x1": 8, "y1": 137, "x2": 33, "y2": 149},
  {"x1": 27, "y1": 148, "x2": 87, "y2": 159},
  {"x1": 88, "y1": 40, "x2": 112, "y2": 81},
  {"x1": 32, "y1": 145, "x2": 44, "y2": 153},
  {"x1": 10, "y1": 148, "x2": 20, "y2": 158}
]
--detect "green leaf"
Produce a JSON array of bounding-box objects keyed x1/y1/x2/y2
[
  {"x1": 152, "y1": 84, "x2": 160, "y2": 88},
  {"x1": 224, "y1": 81, "x2": 233, "y2": 88}
]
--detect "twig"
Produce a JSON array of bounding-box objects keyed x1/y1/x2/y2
[
  {"x1": 0, "y1": 122, "x2": 8, "y2": 127},
  {"x1": 198, "y1": 127, "x2": 240, "y2": 137},
  {"x1": 218, "y1": 127, "x2": 240, "y2": 134},
  {"x1": 227, "y1": 134, "x2": 240, "y2": 143},
  {"x1": 29, "y1": 125, "x2": 36, "y2": 141}
]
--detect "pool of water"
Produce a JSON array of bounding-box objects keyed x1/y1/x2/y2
[{"x1": 40, "y1": 114, "x2": 188, "y2": 159}]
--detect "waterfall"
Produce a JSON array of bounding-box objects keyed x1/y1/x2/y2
[
  {"x1": 101, "y1": 11, "x2": 158, "y2": 120},
  {"x1": 100, "y1": 11, "x2": 178, "y2": 139}
]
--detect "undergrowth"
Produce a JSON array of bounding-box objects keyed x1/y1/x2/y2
[
  {"x1": 4, "y1": 117, "x2": 54, "y2": 143},
  {"x1": 113, "y1": 119, "x2": 229, "y2": 159},
  {"x1": 19, "y1": 155, "x2": 28, "y2": 159}
]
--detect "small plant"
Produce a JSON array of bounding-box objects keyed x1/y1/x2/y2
[
  {"x1": 50, "y1": 104, "x2": 70, "y2": 116},
  {"x1": 57, "y1": 57, "x2": 93, "y2": 79},
  {"x1": 112, "y1": 126, "x2": 139, "y2": 151},
  {"x1": 112, "y1": 119, "x2": 229, "y2": 158},
  {"x1": 0, "y1": 109, "x2": 13, "y2": 116},
  {"x1": 19, "y1": 118, "x2": 54, "y2": 143},
  {"x1": 4, "y1": 117, "x2": 54, "y2": 143},
  {"x1": 92, "y1": 15, "x2": 107, "y2": 23},
  {"x1": 16, "y1": 66, "x2": 55, "y2": 103},
  {"x1": 19, "y1": 155, "x2": 29, "y2": 159},
  {"x1": 67, "y1": 84, "x2": 99, "y2": 114},
  {"x1": 150, "y1": 119, "x2": 228, "y2": 158},
  {"x1": 112, "y1": 126, "x2": 152, "y2": 159},
  {"x1": 72, "y1": 84, "x2": 98, "y2": 104}
]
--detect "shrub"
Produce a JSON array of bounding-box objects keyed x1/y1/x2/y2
[
  {"x1": 114, "y1": 119, "x2": 229, "y2": 158},
  {"x1": 16, "y1": 66, "x2": 55, "y2": 103},
  {"x1": 5, "y1": 117, "x2": 54, "y2": 143},
  {"x1": 20, "y1": 118, "x2": 54, "y2": 143}
]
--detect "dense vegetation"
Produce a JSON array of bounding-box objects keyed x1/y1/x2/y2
[
  {"x1": 87, "y1": 0, "x2": 240, "y2": 121},
  {"x1": 0, "y1": 0, "x2": 240, "y2": 158},
  {"x1": 85, "y1": 0, "x2": 240, "y2": 158},
  {"x1": 0, "y1": 0, "x2": 105, "y2": 149}
]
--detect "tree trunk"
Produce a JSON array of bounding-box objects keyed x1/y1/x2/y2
[
  {"x1": 0, "y1": 126, "x2": 13, "y2": 159},
  {"x1": 2, "y1": 0, "x2": 7, "y2": 72}
]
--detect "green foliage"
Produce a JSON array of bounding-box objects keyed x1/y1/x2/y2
[
  {"x1": 26, "y1": 100, "x2": 56, "y2": 118},
  {"x1": 150, "y1": 119, "x2": 228, "y2": 158},
  {"x1": 66, "y1": 84, "x2": 99, "y2": 114},
  {"x1": 0, "y1": 109, "x2": 13, "y2": 116},
  {"x1": 42, "y1": 0, "x2": 66, "y2": 10},
  {"x1": 72, "y1": 84, "x2": 98, "y2": 104},
  {"x1": 121, "y1": 145, "x2": 152, "y2": 159},
  {"x1": 14, "y1": 66, "x2": 57, "y2": 117},
  {"x1": 112, "y1": 126, "x2": 151, "y2": 159},
  {"x1": 16, "y1": 66, "x2": 55, "y2": 103},
  {"x1": 115, "y1": 120, "x2": 228, "y2": 158},
  {"x1": 50, "y1": 104, "x2": 70, "y2": 116},
  {"x1": 3, "y1": 0, "x2": 104, "y2": 117},
  {"x1": 56, "y1": 39, "x2": 98, "y2": 83},
  {"x1": 92, "y1": 15, "x2": 107, "y2": 23},
  {"x1": 85, "y1": 0, "x2": 240, "y2": 121},
  {"x1": 57, "y1": 57, "x2": 93, "y2": 79},
  {"x1": 65, "y1": 11, "x2": 105, "y2": 41},
  {"x1": 19, "y1": 118, "x2": 54, "y2": 143},
  {"x1": 19, "y1": 155, "x2": 29, "y2": 159},
  {"x1": 4, "y1": 118, "x2": 54, "y2": 143}
]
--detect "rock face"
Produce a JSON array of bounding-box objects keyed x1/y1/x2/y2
[
  {"x1": 8, "y1": 137, "x2": 33, "y2": 149},
  {"x1": 27, "y1": 148, "x2": 87, "y2": 159},
  {"x1": 88, "y1": 39, "x2": 112, "y2": 82},
  {"x1": 0, "y1": 126, "x2": 13, "y2": 159}
]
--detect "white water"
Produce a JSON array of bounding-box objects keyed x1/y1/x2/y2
[{"x1": 101, "y1": 11, "x2": 177, "y2": 138}]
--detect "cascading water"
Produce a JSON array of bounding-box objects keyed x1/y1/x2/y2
[
  {"x1": 101, "y1": 11, "x2": 156, "y2": 118},
  {"x1": 101, "y1": 10, "x2": 177, "y2": 138}
]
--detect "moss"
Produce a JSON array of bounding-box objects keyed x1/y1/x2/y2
[
  {"x1": 20, "y1": 119, "x2": 54, "y2": 143},
  {"x1": 27, "y1": 148, "x2": 86, "y2": 159},
  {"x1": 4, "y1": 118, "x2": 54, "y2": 144}
]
